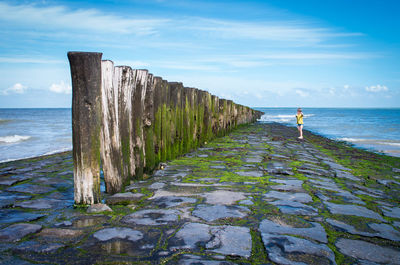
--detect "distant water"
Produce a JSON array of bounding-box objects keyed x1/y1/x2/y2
[
  {"x1": 1, "y1": 108, "x2": 399, "y2": 163},
  {"x1": 256, "y1": 108, "x2": 400, "y2": 157},
  {"x1": 0, "y1": 108, "x2": 71, "y2": 163}
]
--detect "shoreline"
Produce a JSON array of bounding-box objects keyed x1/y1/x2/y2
[{"x1": 1, "y1": 121, "x2": 399, "y2": 166}]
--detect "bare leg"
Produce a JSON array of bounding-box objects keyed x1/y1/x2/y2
[{"x1": 298, "y1": 125, "x2": 303, "y2": 139}]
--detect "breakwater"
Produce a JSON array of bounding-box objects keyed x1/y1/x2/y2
[{"x1": 67, "y1": 52, "x2": 263, "y2": 205}]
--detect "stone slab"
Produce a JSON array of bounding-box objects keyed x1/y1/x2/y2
[
  {"x1": 202, "y1": 190, "x2": 246, "y2": 205},
  {"x1": 6, "y1": 183, "x2": 54, "y2": 194},
  {"x1": 93, "y1": 227, "x2": 143, "y2": 242},
  {"x1": 122, "y1": 209, "x2": 180, "y2": 225},
  {"x1": 0, "y1": 223, "x2": 42, "y2": 242},
  {"x1": 106, "y1": 192, "x2": 144, "y2": 205},
  {"x1": 192, "y1": 204, "x2": 249, "y2": 222},
  {"x1": 325, "y1": 202, "x2": 385, "y2": 221}
]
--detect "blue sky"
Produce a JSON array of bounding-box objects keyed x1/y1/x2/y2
[{"x1": 0, "y1": 0, "x2": 399, "y2": 108}]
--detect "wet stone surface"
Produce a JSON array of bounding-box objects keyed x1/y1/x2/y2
[{"x1": 0, "y1": 123, "x2": 399, "y2": 264}]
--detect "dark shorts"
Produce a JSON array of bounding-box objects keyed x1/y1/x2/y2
[{"x1": 297, "y1": 124, "x2": 303, "y2": 127}]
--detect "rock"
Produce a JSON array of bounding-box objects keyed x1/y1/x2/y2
[
  {"x1": 86, "y1": 203, "x2": 112, "y2": 213},
  {"x1": 264, "y1": 190, "x2": 313, "y2": 203},
  {"x1": 336, "y1": 238, "x2": 400, "y2": 264},
  {"x1": 235, "y1": 171, "x2": 263, "y2": 177},
  {"x1": 122, "y1": 209, "x2": 180, "y2": 225},
  {"x1": 14, "y1": 198, "x2": 67, "y2": 209},
  {"x1": 176, "y1": 254, "x2": 236, "y2": 265},
  {"x1": 93, "y1": 227, "x2": 143, "y2": 242},
  {"x1": 207, "y1": 226, "x2": 251, "y2": 258},
  {"x1": 172, "y1": 223, "x2": 251, "y2": 258},
  {"x1": 325, "y1": 202, "x2": 385, "y2": 221},
  {"x1": 270, "y1": 200, "x2": 318, "y2": 216},
  {"x1": 54, "y1": 221, "x2": 73, "y2": 227},
  {"x1": 149, "y1": 182, "x2": 166, "y2": 189},
  {"x1": 73, "y1": 215, "x2": 110, "y2": 228},
  {"x1": 0, "y1": 175, "x2": 32, "y2": 186},
  {"x1": 202, "y1": 190, "x2": 246, "y2": 205},
  {"x1": 106, "y1": 192, "x2": 144, "y2": 205},
  {"x1": 270, "y1": 178, "x2": 304, "y2": 192},
  {"x1": 239, "y1": 199, "x2": 254, "y2": 205},
  {"x1": 243, "y1": 156, "x2": 263, "y2": 163},
  {"x1": 261, "y1": 233, "x2": 336, "y2": 265},
  {"x1": 13, "y1": 241, "x2": 64, "y2": 253},
  {"x1": 0, "y1": 194, "x2": 31, "y2": 208},
  {"x1": 260, "y1": 218, "x2": 327, "y2": 243},
  {"x1": 0, "y1": 209, "x2": 46, "y2": 224},
  {"x1": 6, "y1": 183, "x2": 54, "y2": 194},
  {"x1": 174, "y1": 222, "x2": 211, "y2": 249},
  {"x1": 0, "y1": 223, "x2": 42, "y2": 242},
  {"x1": 38, "y1": 228, "x2": 83, "y2": 242},
  {"x1": 381, "y1": 206, "x2": 400, "y2": 219},
  {"x1": 327, "y1": 218, "x2": 400, "y2": 241},
  {"x1": 192, "y1": 204, "x2": 249, "y2": 222},
  {"x1": 152, "y1": 196, "x2": 197, "y2": 208}
]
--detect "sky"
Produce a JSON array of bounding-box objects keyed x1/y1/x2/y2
[{"x1": 0, "y1": 0, "x2": 399, "y2": 108}]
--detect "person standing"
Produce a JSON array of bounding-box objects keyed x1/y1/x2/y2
[{"x1": 296, "y1": 108, "x2": 304, "y2": 139}]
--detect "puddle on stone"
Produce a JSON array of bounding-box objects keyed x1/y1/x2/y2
[{"x1": 73, "y1": 215, "x2": 110, "y2": 228}]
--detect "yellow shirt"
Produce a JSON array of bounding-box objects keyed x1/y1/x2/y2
[{"x1": 296, "y1": 113, "x2": 303, "y2": 124}]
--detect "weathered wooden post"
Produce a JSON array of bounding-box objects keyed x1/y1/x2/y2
[{"x1": 68, "y1": 52, "x2": 102, "y2": 205}]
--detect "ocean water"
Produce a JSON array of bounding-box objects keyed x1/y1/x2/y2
[
  {"x1": 0, "y1": 108, "x2": 71, "y2": 163},
  {"x1": 0, "y1": 108, "x2": 399, "y2": 163},
  {"x1": 256, "y1": 108, "x2": 400, "y2": 157}
]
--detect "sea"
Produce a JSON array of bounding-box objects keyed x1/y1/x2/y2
[
  {"x1": 256, "y1": 108, "x2": 400, "y2": 157},
  {"x1": 0, "y1": 108, "x2": 399, "y2": 163}
]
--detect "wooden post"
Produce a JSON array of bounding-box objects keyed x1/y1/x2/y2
[{"x1": 68, "y1": 52, "x2": 102, "y2": 205}]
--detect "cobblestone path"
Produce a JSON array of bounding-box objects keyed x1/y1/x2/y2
[{"x1": 1, "y1": 123, "x2": 399, "y2": 264}]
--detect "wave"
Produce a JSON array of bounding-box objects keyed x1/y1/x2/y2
[
  {"x1": 0, "y1": 135, "x2": 31, "y2": 144},
  {"x1": 258, "y1": 113, "x2": 315, "y2": 123},
  {"x1": 43, "y1": 147, "x2": 72, "y2": 156},
  {"x1": 338, "y1": 138, "x2": 400, "y2": 147}
]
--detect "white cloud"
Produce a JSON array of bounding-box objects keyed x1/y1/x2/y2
[
  {"x1": 0, "y1": 2, "x2": 168, "y2": 35},
  {"x1": 365, "y1": 85, "x2": 388, "y2": 92},
  {"x1": 49, "y1": 81, "x2": 71, "y2": 94},
  {"x1": 295, "y1": 89, "x2": 309, "y2": 98},
  {"x1": 2, "y1": 83, "x2": 27, "y2": 95}
]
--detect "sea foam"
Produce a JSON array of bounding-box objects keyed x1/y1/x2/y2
[{"x1": 0, "y1": 135, "x2": 31, "y2": 144}]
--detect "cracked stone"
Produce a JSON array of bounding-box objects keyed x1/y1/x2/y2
[
  {"x1": 192, "y1": 204, "x2": 249, "y2": 222},
  {"x1": 336, "y1": 238, "x2": 400, "y2": 264},
  {"x1": 259, "y1": 218, "x2": 327, "y2": 243},
  {"x1": 152, "y1": 196, "x2": 197, "y2": 208},
  {"x1": 87, "y1": 203, "x2": 112, "y2": 213},
  {"x1": 325, "y1": 202, "x2": 385, "y2": 222},
  {"x1": 0, "y1": 175, "x2": 32, "y2": 186},
  {"x1": 0, "y1": 223, "x2": 42, "y2": 242},
  {"x1": 381, "y1": 206, "x2": 400, "y2": 219},
  {"x1": 93, "y1": 227, "x2": 143, "y2": 242},
  {"x1": 106, "y1": 192, "x2": 144, "y2": 205},
  {"x1": 264, "y1": 190, "x2": 313, "y2": 203},
  {"x1": 327, "y1": 218, "x2": 400, "y2": 241},
  {"x1": 122, "y1": 209, "x2": 180, "y2": 225},
  {"x1": 270, "y1": 200, "x2": 318, "y2": 216},
  {"x1": 14, "y1": 198, "x2": 67, "y2": 209},
  {"x1": 6, "y1": 183, "x2": 54, "y2": 194},
  {"x1": 202, "y1": 190, "x2": 246, "y2": 205},
  {"x1": 0, "y1": 210, "x2": 46, "y2": 224}
]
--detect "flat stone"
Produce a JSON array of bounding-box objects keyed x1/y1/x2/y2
[
  {"x1": 152, "y1": 196, "x2": 197, "y2": 208},
  {"x1": 87, "y1": 203, "x2": 112, "y2": 213},
  {"x1": 93, "y1": 227, "x2": 143, "y2": 242},
  {"x1": 260, "y1": 218, "x2": 327, "y2": 243},
  {"x1": 243, "y1": 156, "x2": 263, "y2": 163},
  {"x1": 209, "y1": 165, "x2": 226, "y2": 169},
  {"x1": 264, "y1": 190, "x2": 313, "y2": 203},
  {"x1": 0, "y1": 175, "x2": 32, "y2": 186},
  {"x1": 176, "y1": 254, "x2": 236, "y2": 265},
  {"x1": 324, "y1": 160, "x2": 351, "y2": 171},
  {"x1": 172, "y1": 223, "x2": 251, "y2": 258},
  {"x1": 377, "y1": 179, "x2": 400, "y2": 186},
  {"x1": 174, "y1": 222, "x2": 211, "y2": 249},
  {"x1": 122, "y1": 209, "x2": 180, "y2": 225},
  {"x1": 325, "y1": 202, "x2": 385, "y2": 221},
  {"x1": 6, "y1": 183, "x2": 54, "y2": 194},
  {"x1": 261, "y1": 233, "x2": 336, "y2": 265},
  {"x1": 14, "y1": 198, "x2": 66, "y2": 209},
  {"x1": 54, "y1": 221, "x2": 73, "y2": 227},
  {"x1": 149, "y1": 182, "x2": 166, "y2": 189},
  {"x1": 0, "y1": 223, "x2": 42, "y2": 242},
  {"x1": 381, "y1": 206, "x2": 400, "y2": 218},
  {"x1": 270, "y1": 200, "x2": 318, "y2": 216},
  {"x1": 239, "y1": 199, "x2": 254, "y2": 205},
  {"x1": 270, "y1": 178, "x2": 304, "y2": 192},
  {"x1": 0, "y1": 209, "x2": 46, "y2": 224},
  {"x1": 0, "y1": 194, "x2": 31, "y2": 208},
  {"x1": 106, "y1": 192, "x2": 144, "y2": 205},
  {"x1": 202, "y1": 190, "x2": 246, "y2": 205},
  {"x1": 192, "y1": 204, "x2": 249, "y2": 222},
  {"x1": 336, "y1": 170, "x2": 360, "y2": 181},
  {"x1": 327, "y1": 218, "x2": 400, "y2": 241},
  {"x1": 73, "y1": 215, "x2": 110, "y2": 228},
  {"x1": 207, "y1": 226, "x2": 251, "y2": 258},
  {"x1": 336, "y1": 238, "x2": 400, "y2": 264},
  {"x1": 235, "y1": 171, "x2": 263, "y2": 177},
  {"x1": 13, "y1": 241, "x2": 64, "y2": 253}
]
